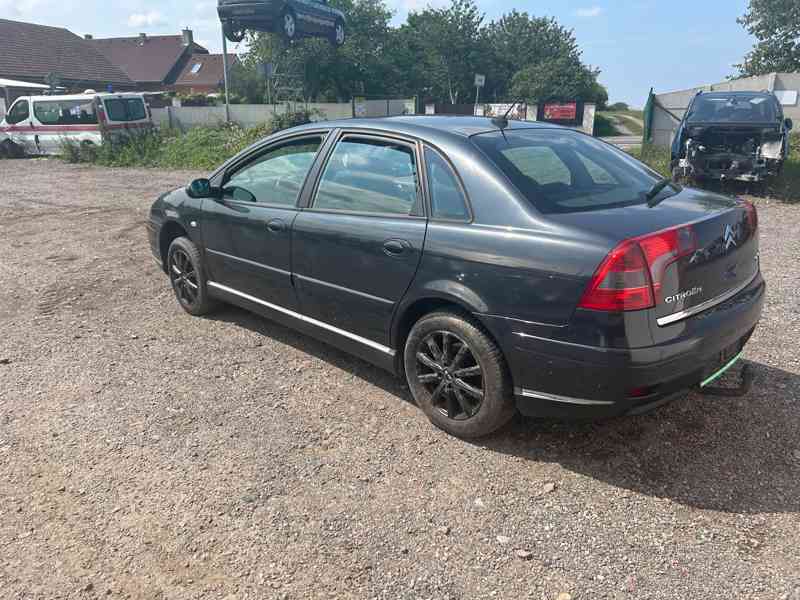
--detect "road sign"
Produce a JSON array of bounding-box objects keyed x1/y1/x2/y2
[{"x1": 474, "y1": 74, "x2": 486, "y2": 88}]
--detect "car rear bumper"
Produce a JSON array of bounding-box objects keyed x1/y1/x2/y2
[
  {"x1": 218, "y1": 0, "x2": 280, "y2": 21},
  {"x1": 492, "y1": 272, "x2": 765, "y2": 419}
]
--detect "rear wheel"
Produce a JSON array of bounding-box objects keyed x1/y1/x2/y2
[
  {"x1": 404, "y1": 311, "x2": 515, "y2": 438},
  {"x1": 167, "y1": 237, "x2": 216, "y2": 316}
]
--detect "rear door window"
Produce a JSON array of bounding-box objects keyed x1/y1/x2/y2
[
  {"x1": 104, "y1": 97, "x2": 147, "y2": 122},
  {"x1": 425, "y1": 147, "x2": 470, "y2": 221},
  {"x1": 313, "y1": 137, "x2": 421, "y2": 216}
]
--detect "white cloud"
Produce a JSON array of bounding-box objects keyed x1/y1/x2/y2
[
  {"x1": 127, "y1": 10, "x2": 166, "y2": 28},
  {"x1": 0, "y1": 0, "x2": 47, "y2": 18},
  {"x1": 575, "y1": 6, "x2": 603, "y2": 18}
]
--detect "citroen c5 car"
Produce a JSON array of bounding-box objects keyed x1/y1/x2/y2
[
  {"x1": 147, "y1": 117, "x2": 764, "y2": 439},
  {"x1": 218, "y1": 0, "x2": 346, "y2": 45}
]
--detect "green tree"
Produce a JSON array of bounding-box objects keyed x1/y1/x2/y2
[
  {"x1": 737, "y1": 0, "x2": 800, "y2": 75},
  {"x1": 392, "y1": 0, "x2": 488, "y2": 104},
  {"x1": 511, "y1": 56, "x2": 605, "y2": 105},
  {"x1": 485, "y1": 11, "x2": 586, "y2": 101}
]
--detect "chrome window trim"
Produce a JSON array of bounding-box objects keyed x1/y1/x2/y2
[
  {"x1": 207, "y1": 281, "x2": 396, "y2": 356},
  {"x1": 656, "y1": 269, "x2": 759, "y2": 327}
]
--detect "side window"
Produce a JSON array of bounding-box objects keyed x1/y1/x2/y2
[
  {"x1": 34, "y1": 100, "x2": 98, "y2": 126},
  {"x1": 224, "y1": 136, "x2": 323, "y2": 206},
  {"x1": 6, "y1": 100, "x2": 29, "y2": 125},
  {"x1": 314, "y1": 137, "x2": 420, "y2": 215},
  {"x1": 425, "y1": 147, "x2": 470, "y2": 221}
]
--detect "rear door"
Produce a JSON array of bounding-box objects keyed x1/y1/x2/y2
[
  {"x1": 292, "y1": 132, "x2": 427, "y2": 346},
  {"x1": 202, "y1": 134, "x2": 326, "y2": 311},
  {"x1": 101, "y1": 96, "x2": 151, "y2": 133}
]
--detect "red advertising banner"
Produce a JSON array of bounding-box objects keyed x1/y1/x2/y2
[{"x1": 543, "y1": 102, "x2": 578, "y2": 121}]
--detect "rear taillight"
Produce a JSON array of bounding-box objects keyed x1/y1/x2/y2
[
  {"x1": 579, "y1": 224, "x2": 697, "y2": 312},
  {"x1": 744, "y1": 200, "x2": 758, "y2": 232}
]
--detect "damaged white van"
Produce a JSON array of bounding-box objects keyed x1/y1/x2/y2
[{"x1": 0, "y1": 92, "x2": 153, "y2": 156}]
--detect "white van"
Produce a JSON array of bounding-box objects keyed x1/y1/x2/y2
[{"x1": 0, "y1": 92, "x2": 153, "y2": 155}]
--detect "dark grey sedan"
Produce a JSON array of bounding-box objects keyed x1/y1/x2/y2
[
  {"x1": 147, "y1": 117, "x2": 764, "y2": 438},
  {"x1": 219, "y1": 0, "x2": 346, "y2": 45}
]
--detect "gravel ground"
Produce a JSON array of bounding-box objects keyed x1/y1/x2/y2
[{"x1": 0, "y1": 159, "x2": 799, "y2": 600}]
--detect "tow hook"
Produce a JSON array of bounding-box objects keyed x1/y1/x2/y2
[{"x1": 697, "y1": 363, "x2": 753, "y2": 397}]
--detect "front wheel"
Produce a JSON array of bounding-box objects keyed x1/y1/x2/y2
[
  {"x1": 222, "y1": 20, "x2": 247, "y2": 43},
  {"x1": 404, "y1": 311, "x2": 515, "y2": 438},
  {"x1": 167, "y1": 236, "x2": 217, "y2": 316}
]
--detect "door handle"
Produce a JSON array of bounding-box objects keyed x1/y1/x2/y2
[
  {"x1": 383, "y1": 239, "x2": 410, "y2": 256},
  {"x1": 266, "y1": 219, "x2": 287, "y2": 233}
]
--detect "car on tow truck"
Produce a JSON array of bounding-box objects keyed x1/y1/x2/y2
[{"x1": 148, "y1": 116, "x2": 764, "y2": 439}]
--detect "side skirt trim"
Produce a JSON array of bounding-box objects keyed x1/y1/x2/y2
[
  {"x1": 514, "y1": 387, "x2": 616, "y2": 406},
  {"x1": 207, "y1": 281, "x2": 396, "y2": 357}
]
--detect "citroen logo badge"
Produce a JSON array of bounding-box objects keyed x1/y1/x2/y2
[{"x1": 723, "y1": 224, "x2": 737, "y2": 252}]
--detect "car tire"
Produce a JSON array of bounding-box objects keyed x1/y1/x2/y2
[
  {"x1": 331, "y1": 19, "x2": 345, "y2": 46},
  {"x1": 404, "y1": 311, "x2": 515, "y2": 439},
  {"x1": 222, "y1": 20, "x2": 247, "y2": 43},
  {"x1": 167, "y1": 236, "x2": 217, "y2": 316},
  {"x1": 282, "y1": 10, "x2": 297, "y2": 41}
]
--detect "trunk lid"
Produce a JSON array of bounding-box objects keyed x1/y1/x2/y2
[{"x1": 551, "y1": 187, "x2": 759, "y2": 324}]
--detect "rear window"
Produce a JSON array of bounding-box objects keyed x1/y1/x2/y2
[
  {"x1": 104, "y1": 97, "x2": 147, "y2": 122},
  {"x1": 34, "y1": 99, "x2": 98, "y2": 125},
  {"x1": 472, "y1": 129, "x2": 662, "y2": 214},
  {"x1": 687, "y1": 94, "x2": 778, "y2": 124}
]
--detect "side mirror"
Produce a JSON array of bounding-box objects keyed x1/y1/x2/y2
[
  {"x1": 187, "y1": 178, "x2": 213, "y2": 198},
  {"x1": 785, "y1": 118, "x2": 793, "y2": 131}
]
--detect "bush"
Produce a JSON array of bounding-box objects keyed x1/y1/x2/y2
[{"x1": 56, "y1": 109, "x2": 322, "y2": 170}]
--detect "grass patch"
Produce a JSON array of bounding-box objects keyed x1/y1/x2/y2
[
  {"x1": 615, "y1": 114, "x2": 643, "y2": 136},
  {"x1": 60, "y1": 109, "x2": 319, "y2": 171}
]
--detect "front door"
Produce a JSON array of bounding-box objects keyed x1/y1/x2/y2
[
  {"x1": 292, "y1": 133, "x2": 427, "y2": 346},
  {"x1": 2, "y1": 99, "x2": 34, "y2": 152},
  {"x1": 202, "y1": 134, "x2": 325, "y2": 311}
]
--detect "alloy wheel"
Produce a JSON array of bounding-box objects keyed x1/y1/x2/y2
[
  {"x1": 169, "y1": 248, "x2": 199, "y2": 308},
  {"x1": 335, "y1": 23, "x2": 345, "y2": 45},
  {"x1": 415, "y1": 331, "x2": 484, "y2": 421}
]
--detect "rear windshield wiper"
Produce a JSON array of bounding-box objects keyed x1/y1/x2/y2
[{"x1": 645, "y1": 178, "x2": 679, "y2": 207}]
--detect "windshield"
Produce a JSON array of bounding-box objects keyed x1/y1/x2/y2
[
  {"x1": 687, "y1": 94, "x2": 778, "y2": 124},
  {"x1": 472, "y1": 129, "x2": 666, "y2": 214}
]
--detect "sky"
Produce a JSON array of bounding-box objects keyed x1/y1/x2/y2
[{"x1": 0, "y1": 0, "x2": 756, "y2": 107}]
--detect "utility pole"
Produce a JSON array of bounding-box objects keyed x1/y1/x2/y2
[{"x1": 221, "y1": 27, "x2": 231, "y2": 123}]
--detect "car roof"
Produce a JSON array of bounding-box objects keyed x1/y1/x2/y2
[
  {"x1": 291, "y1": 115, "x2": 563, "y2": 141},
  {"x1": 22, "y1": 92, "x2": 144, "y2": 102},
  {"x1": 699, "y1": 91, "x2": 774, "y2": 98}
]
